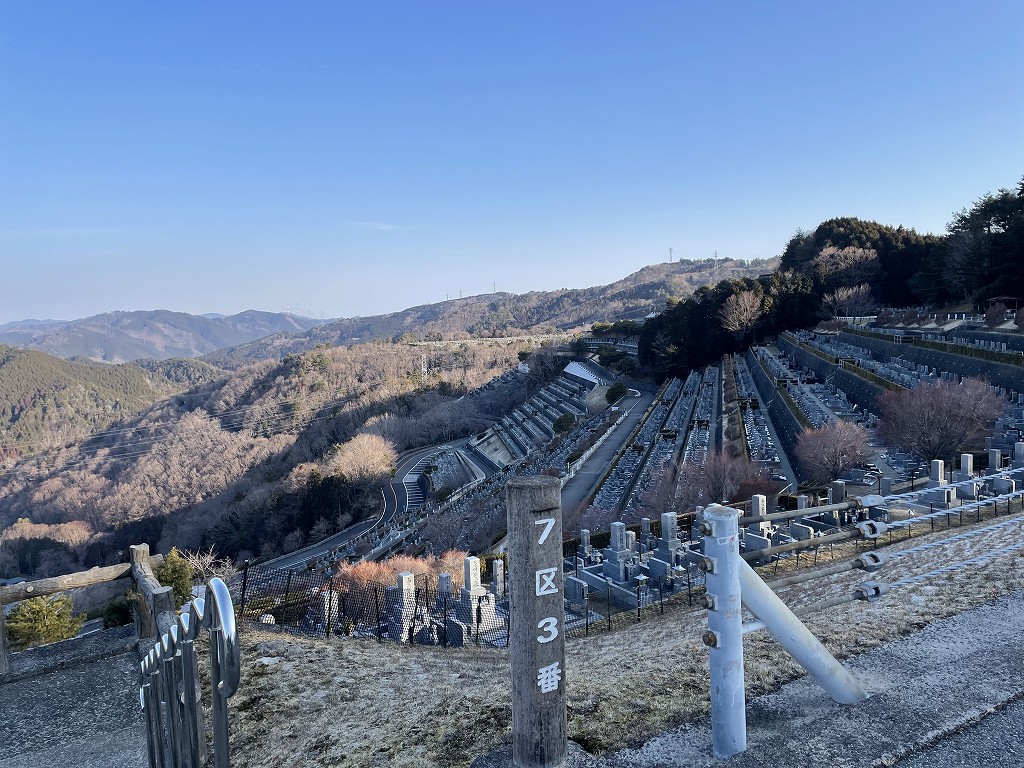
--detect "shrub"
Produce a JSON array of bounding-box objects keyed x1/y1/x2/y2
[
  {"x1": 553, "y1": 413, "x2": 575, "y2": 433},
  {"x1": 606, "y1": 383, "x2": 627, "y2": 404},
  {"x1": 5, "y1": 594, "x2": 85, "y2": 650},
  {"x1": 155, "y1": 547, "x2": 194, "y2": 607},
  {"x1": 102, "y1": 594, "x2": 134, "y2": 629}
]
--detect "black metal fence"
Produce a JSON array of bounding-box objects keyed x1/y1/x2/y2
[{"x1": 233, "y1": 559, "x2": 707, "y2": 648}]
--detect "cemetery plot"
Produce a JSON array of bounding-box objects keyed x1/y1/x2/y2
[
  {"x1": 585, "y1": 377, "x2": 683, "y2": 519},
  {"x1": 624, "y1": 372, "x2": 700, "y2": 519}
]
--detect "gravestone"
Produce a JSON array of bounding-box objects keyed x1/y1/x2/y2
[
  {"x1": 954, "y1": 453, "x2": 976, "y2": 485},
  {"x1": 790, "y1": 522, "x2": 814, "y2": 541},
  {"x1": 658, "y1": 511, "x2": 681, "y2": 563},
  {"x1": 435, "y1": 572, "x2": 453, "y2": 612},
  {"x1": 750, "y1": 494, "x2": 769, "y2": 535},
  {"x1": 603, "y1": 522, "x2": 631, "y2": 582},
  {"x1": 994, "y1": 477, "x2": 1016, "y2": 495},
  {"x1": 564, "y1": 575, "x2": 588, "y2": 604},
  {"x1": 491, "y1": 559, "x2": 505, "y2": 598},
  {"x1": 742, "y1": 532, "x2": 772, "y2": 565},
  {"x1": 459, "y1": 556, "x2": 498, "y2": 630},
  {"x1": 828, "y1": 481, "x2": 846, "y2": 503},
  {"x1": 386, "y1": 571, "x2": 418, "y2": 642},
  {"x1": 577, "y1": 529, "x2": 593, "y2": 560},
  {"x1": 989, "y1": 448, "x2": 1003, "y2": 471},
  {"x1": 647, "y1": 557, "x2": 673, "y2": 588},
  {"x1": 640, "y1": 517, "x2": 653, "y2": 549}
]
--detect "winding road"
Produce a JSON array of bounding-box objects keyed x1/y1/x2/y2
[{"x1": 256, "y1": 441, "x2": 483, "y2": 573}]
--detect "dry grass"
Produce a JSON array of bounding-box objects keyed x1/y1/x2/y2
[{"x1": 229, "y1": 512, "x2": 1024, "y2": 767}]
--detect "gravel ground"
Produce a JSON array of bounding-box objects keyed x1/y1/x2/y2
[
  {"x1": 895, "y1": 698, "x2": 1024, "y2": 768},
  {"x1": 5, "y1": 512, "x2": 1019, "y2": 768},
  {"x1": 227, "y1": 511, "x2": 1024, "y2": 767}
]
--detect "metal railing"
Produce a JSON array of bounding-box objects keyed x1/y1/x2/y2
[{"x1": 139, "y1": 577, "x2": 240, "y2": 768}]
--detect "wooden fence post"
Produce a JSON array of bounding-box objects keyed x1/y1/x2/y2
[
  {"x1": 0, "y1": 606, "x2": 8, "y2": 677},
  {"x1": 130, "y1": 544, "x2": 157, "y2": 638},
  {"x1": 130, "y1": 543, "x2": 175, "y2": 637}
]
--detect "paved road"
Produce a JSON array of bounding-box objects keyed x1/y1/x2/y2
[
  {"x1": 560, "y1": 385, "x2": 659, "y2": 525},
  {"x1": 0, "y1": 633, "x2": 145, "y2": 768},
  {"x1": 896, "y1": 697, "x2": 1024, "y2": 768},
  {"x1": 257, "y1": 435, "x2": 498, "y2": 573},
  {"x1": 257, "y1": 443, "x2": 449, "y2": 573}
]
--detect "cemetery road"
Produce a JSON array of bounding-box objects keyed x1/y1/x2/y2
[{"x1": 560, "y1": 385, "x2": 658, "y2": 519}]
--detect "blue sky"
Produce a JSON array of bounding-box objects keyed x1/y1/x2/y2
[{"x1": 1, "y1": 1, "x2": 1021, "y2": 323}]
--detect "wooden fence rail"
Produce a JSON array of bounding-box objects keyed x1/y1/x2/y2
[{"x1": 0, "y1": 546, "x2": 164, "y2": 678}]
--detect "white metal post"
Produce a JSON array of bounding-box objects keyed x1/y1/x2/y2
[{"x1": 702, "y1": 503, "x2": 746, "y2": 758}]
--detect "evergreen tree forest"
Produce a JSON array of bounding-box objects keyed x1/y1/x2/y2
[{"x1": 640, "y1": 177, "x2": 1024, "y2": 377}]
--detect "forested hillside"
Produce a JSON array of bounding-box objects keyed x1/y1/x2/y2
[
  {"x1": 0, "y1": 346, "x2": 223, "y2": 464},
  {"x1": 641, "y1": 177, "x2": 1024, "y2": 376},
  {"x1": 204, "y1": 257, "x2": 778, "y2": 368},
  {"x1": 0, "y1": 339, "x2": 554, "y2": 579}
]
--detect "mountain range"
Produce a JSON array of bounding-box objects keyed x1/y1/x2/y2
[
  {"x1": 203, "y1": 257, "x2": 779, "y2": 367},
  {"x1": 0, "y1": 310, "x2": 324, "y2": 364},
  {"x1": 0, "y1": 258, "x2": 776, "y2": 367}
]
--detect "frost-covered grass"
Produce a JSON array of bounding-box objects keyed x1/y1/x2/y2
[{"x1": 230, "y1": 511, "x2": 1024, "y2": 767}]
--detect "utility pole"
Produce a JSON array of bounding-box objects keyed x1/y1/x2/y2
[{"x1": 669, "y1": 247, "x2": 673, "y2": 263}]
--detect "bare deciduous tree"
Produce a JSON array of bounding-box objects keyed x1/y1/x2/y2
[
  {"x1": 985, "y1": 302, "x2": 1008, "y2": 328},
  {"x1": 794, "y1": 420, "x2": 872, "y2": 484},
  {"x1": 718, "y1": 290, "x2": 763, "y2": 340},
  {"x1": 182, "y1": 547, "x2": 239, "y2": 583},
  {"x1": 812, "y1": 246, "x2": 881, "y2": 289},
  {"x1": 674, "y1": 451, "x2": 762, "y2": 507},
  {"x1": 822, "y1": 283, "x2": 875, "y2": 320},
  {"x1": 325, "y1": 433, "x2": 398, "y2": 487},
  {"x1": 877, "y1": 378, "x2": 1005, "y2": 461}
]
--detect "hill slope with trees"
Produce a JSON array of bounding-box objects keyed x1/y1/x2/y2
[
  {"x1": 0, "y1": 345, "x2": 224, "y2": 464},
  {"x1": 0, "y1": 339, "x2": 556, "y2": 579},
  {"x1": 0, "y1": 310, "x2": 324, "y2": 363},
  {"x1": 204, "y1": 257, "x2": 778, "y2": 368},
  {"x1": 641, "y1": 177, "x2": 1023, "y2": 376}
]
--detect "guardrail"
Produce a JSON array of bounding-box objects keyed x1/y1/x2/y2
[{"x1": 139, "y1": 577, "x2": 240, "y2": 768}]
